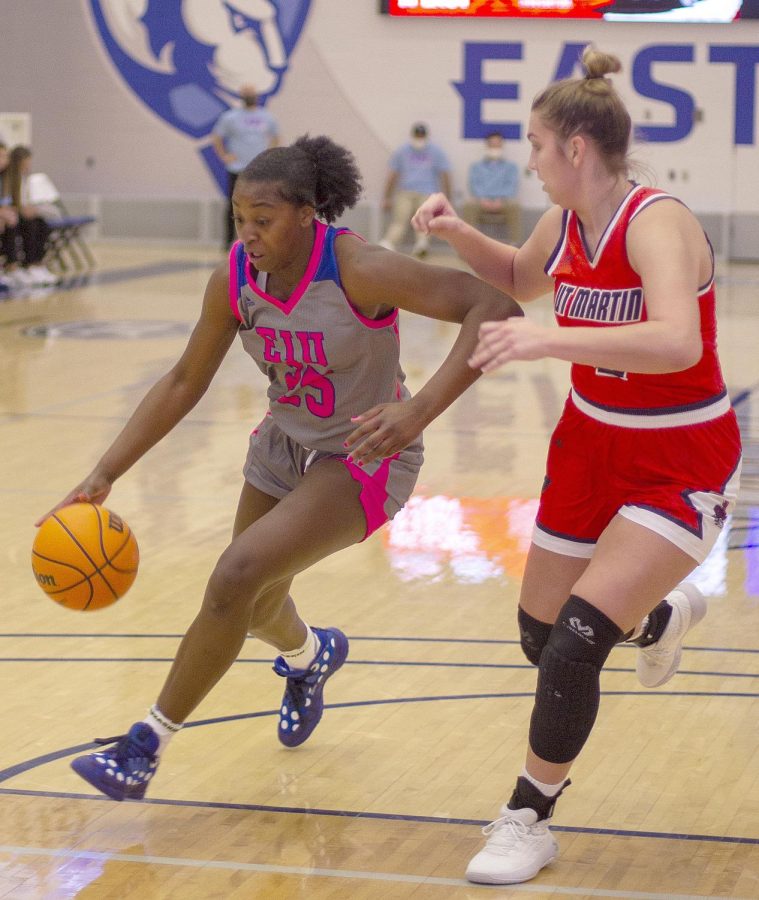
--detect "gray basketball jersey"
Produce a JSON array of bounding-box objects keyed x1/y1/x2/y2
[{"x1": 229, "y1": 222, "x2": 412, "y2": 452}]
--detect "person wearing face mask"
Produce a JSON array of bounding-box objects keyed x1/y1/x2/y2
[
  {"x1": 462, "y1": 132, "x2": 522, "y2": 245},
  {"x1": 212, "y1": 84, "x2": 279, "y2": 248},
  {"x1": 380, "y1": 123, "x2": 451, "y2": 258}
]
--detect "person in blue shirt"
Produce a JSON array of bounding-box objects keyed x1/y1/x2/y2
[
  {"x1": 380, "y1": 123, "x2": 451, "y2": 258},
  {"x1": 212, "y1": 85, "x2": 279, "y2": 247},
  {"x1": 463, "y1": 132, "x2": 522, "y2": 245}
]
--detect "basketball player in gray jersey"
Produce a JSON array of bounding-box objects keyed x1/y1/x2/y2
[
  {"x1": 40, "y1": 135, "x2": 522, "y2": 802},
  {"x1": 232, "y1": 219, "x2": 423, "y2": 534}
]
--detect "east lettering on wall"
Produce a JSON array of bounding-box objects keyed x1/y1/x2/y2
[
  {"x1": 0, "y1": 3, "x2": 756, "y2": 250},
  {"x1": 450, "y1": 38, "x2": 757, "y2": 219},
  {"x1": 313, "y1": 5, "x2": 759, "y2": 239}
]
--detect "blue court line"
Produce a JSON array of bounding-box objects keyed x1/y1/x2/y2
[
  {"x1": 728, "y1": 377, "x2": 759, "y2": 408},
  {"x1": 0, "y1": 788, "x2": 758, "y2": 849},
  {"x1": 0, "y1": 657, "x2": 756, "y2": 681},
  {"x1": 1, "y1": 692, "x2": 758, "y2": 785},
  {"x1": 3, "y1": 691, "x2": 758, "y2": 772},
  {"x1": 731, "y1": 388, "x2": 753, "y2": 408},
  {"x1": 0, "y1": 632, "x2": 521, "y2": 642},
  {"x1": 0, "y1": 648, "x2": 759, "y2": 684},
  {"x1": 1, "y1": 697, "x2": 758, "y2": 851},
  {"x1": 0, "y1": 698, "x2": 514, "y2": 786},
  {"x1": 1, "y1": 633, "x2": 758, "y2": 655}
]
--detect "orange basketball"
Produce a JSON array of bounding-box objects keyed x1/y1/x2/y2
[{"x1": 31, "y1": 503, "x2": 139, "y2": 611}]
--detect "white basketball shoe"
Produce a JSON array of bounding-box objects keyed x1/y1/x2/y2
[
  {"x1": 636, "y1": 582, "x2": 707, "y2": 688},
  {"x1": 466, "y1": 804, "x2": 558, "y2": 884},
  {"x1": 466, "y1": 776, "x2": 567, "y2": 884}
]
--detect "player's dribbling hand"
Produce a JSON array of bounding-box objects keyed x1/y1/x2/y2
[
  {"x1": 344, "y1": 401, "x2": 422, "y2": 466},
  {"x1": 468, "y1": 318, "x2": 550, "y2": 373},
  {"x1": 35, "y1": 471, "x2": 114, "y2": 527}
]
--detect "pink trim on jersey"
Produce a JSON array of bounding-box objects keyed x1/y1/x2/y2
[
  {"x1": 335, "y1": 227, "x2": 364, "y2": 244},
  {"x1": 243, "y1": 220, "x2": 328, "y2": 316},
  {"x1": 335, "y1": 231, "x2": 399, "y2": 330},
  {"x1": 341, "y1": 454, "x2": 398, "y2": 540},
  {"x1": 251, "y1": 409, "x2": 273, "y2": 436},
  {"x1": 345, "y1": 303, "x2": 399, "y2": 329},
  {"x1": 229, "y1": 240, "x2": 243, "y2": 322}
]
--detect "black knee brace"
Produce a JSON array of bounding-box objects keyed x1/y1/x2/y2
[
  {"x1": 529, "y1": 594, "x2": 623, "y2": 764},
  {"x1": 518, "y1": 606, "x2": 553, "y2": 666}
]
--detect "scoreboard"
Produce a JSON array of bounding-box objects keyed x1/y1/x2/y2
[{"x1": 380, "y1": 0, "x2": 751, "y2": 22}]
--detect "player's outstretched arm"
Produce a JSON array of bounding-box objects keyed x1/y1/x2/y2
[
  {"x1": 36, "y1": 266, "x2": 239, "y2": 526},
  {"x1": 338, "y1": 237, "x2": 523, "y2": 465},
  {"x1": 412, "y1": 194, "x2": 558, "y2": 302}
]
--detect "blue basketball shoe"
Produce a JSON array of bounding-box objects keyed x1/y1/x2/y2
[
  {"x1": 273, "y1": 626, "x2": 349, "y2": 747},
  {"x1": 70, "y1": 722, "x2": 160, "y2": 801}
]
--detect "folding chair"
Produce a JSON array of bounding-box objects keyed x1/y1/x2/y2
[
  {"x1": 27, "y1": 173, "x2": 97, "y2": 274},
  {"x1": 44, "y1": 209, "x2": 97, "y2": 273}
]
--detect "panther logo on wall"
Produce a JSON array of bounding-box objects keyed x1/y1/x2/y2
[{"x1": 86, "y1": 0, "x2": 311, "y2": 191}]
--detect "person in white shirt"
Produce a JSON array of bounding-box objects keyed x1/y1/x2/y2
[{"x1": 3, "y1": 146, "x2": 57, "y2": 287}]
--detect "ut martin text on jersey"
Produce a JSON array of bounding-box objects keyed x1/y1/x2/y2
[{"x1": 554, "y1": 282, "x2": 644, "y2": 323}]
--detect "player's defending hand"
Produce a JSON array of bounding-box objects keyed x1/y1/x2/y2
[
  {"x1": 411, "y1": 192, "x2": 463, "y2": 242},
  {"x1": 468, "y1": 318, "x2": 551, "y2": 374},
  {"x1": 35, "y1": 471, "x2": 114, "y2": 527},
  {"x1": 344, "y1": 400, "x2": 423, "y2": 466}
]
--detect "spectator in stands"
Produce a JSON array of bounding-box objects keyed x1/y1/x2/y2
[
  {"x1": 5, "y1": 146, "x2": 58, "y2": 286},
  {"x1": 212, "y1": 84, "x2": 279, "y2": 248},
  {"x1": 380, "y1": 123, "x2": 451, "y2": 258},
  {"x1": 462, "y1": 132, "x2": 522, "y2": 244}
]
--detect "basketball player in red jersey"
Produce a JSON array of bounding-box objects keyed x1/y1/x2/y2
[
  {"x1": 38, "y1": 135, "x2": 522, "y2": 802},
  {"x1": 413, "y1": 46, "x2": 741, "y2": 885}
]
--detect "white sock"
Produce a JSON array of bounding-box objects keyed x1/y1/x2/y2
[
  {"x1": 143, "y1": 705, "x2": 182, "y2": 755},
  {"x1": 522, "y1": 768, "x2": 565, "y2": 798},
  {"x1": 280, "y1": 625, "x2": 319, "y2": 670}
]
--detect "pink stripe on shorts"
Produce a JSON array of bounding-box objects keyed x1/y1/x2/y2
[{"x1": 341, "y1": 454, "x2": 399, "y2": 540}]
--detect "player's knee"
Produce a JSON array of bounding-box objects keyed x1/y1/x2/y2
[
  {"x1": 205, "y1": 547, "x2": 263, "y2": 618},
  {"x1": 529, "y1": 594, "x2": 623, "y2": 764},
  {"x1": 518, "y1": 606, "x2": 553, "y2": 666}
]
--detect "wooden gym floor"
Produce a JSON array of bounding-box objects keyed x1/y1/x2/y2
[{"x1": 0, "y1": 241, "x2": 757, "y2": 899}]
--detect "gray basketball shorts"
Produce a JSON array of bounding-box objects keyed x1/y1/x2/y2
[{"x1": 243, "y1": 413, "x2": 424, "y2": 540}]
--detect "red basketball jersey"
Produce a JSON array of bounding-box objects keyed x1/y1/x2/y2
[{"x1": 545, "y1": 185, "x2": 729, "y2": 428}]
